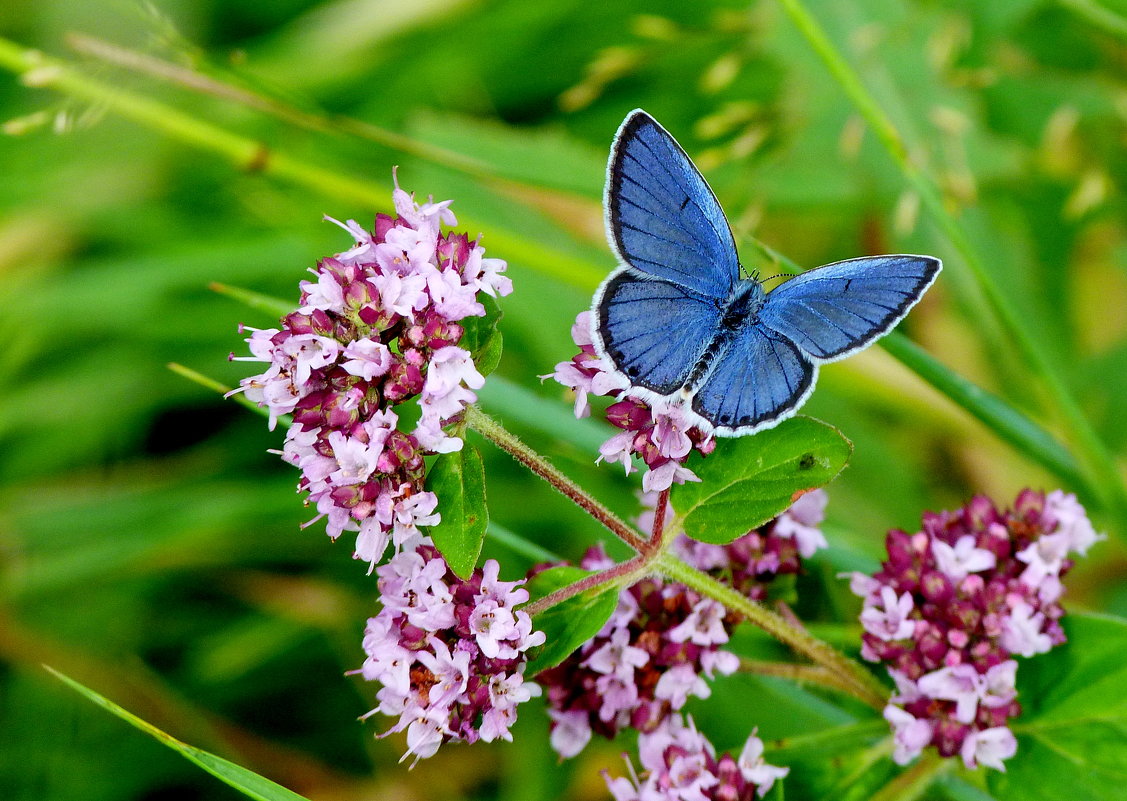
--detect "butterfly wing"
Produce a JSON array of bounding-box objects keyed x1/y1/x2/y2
[
  {"x1": 604, "y1": 109, "x2": 741, "y2": 299},
  {"x1": 594, "y1": 271, "x2": 723, "y2": 395},
  {"x1": 690, "y1": 323, "x2": 816, "y2": 435},
  {"x1": 758, "y1": 255, "x2": 941, "y2": 362}
]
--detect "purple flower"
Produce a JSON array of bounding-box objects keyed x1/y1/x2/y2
[
  {"x1": 357, "y1": 539, "x2": 543, "y2": 763},
  {"x1": 853, "y1": 490, "x2": 1101, "y2": 771},
  {"x1": 932, "y1": 535, "x2": 997, "y2": 581},
  {"x1": 961, "y1": 726, "x2": 1018, "y2": 771},
  {"x1": 229, "y1": 177, "x2": 511, "y2": 572},
  {"x1": 884, "y1": 705, "x2": 935, "y2": 765},
  {"x1": 860, "y1": 587, "x2": 916, "y2": 642},
  {"x1": 773, "y1": 489, "x2": 829, "y2": 557},
  {"x1": 548, "y1": 709, "x2": 592, "y2": 759},
  {"x1": 998, "y1": 600, "x2": 1052, "y2": 657},
  {"x1": 603, "y1": 714, "x2": 788, "y2": 801}
]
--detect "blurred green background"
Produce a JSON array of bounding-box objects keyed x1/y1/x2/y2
[{"x1": 1, "y1": 0, "x2": 1125, "y2": 799}]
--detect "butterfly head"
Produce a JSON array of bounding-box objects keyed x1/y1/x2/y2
[{"x1": 720, "y1": 279, "x2": 766, "y2": 332}]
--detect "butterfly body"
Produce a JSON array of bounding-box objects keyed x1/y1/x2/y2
[{"x1": 592, "y1": 110, "x2": 941, "y2": 436}]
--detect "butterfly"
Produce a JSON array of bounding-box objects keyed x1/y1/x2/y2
[{"x1": 591, "y1": 109, "x2": 941, "y2": 437}]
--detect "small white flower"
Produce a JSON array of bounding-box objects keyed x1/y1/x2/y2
[
  {"x1": 884, "y1": 705, "x2": 934, "y2": 765},
  {"x1": 961, "y1": 726, "x2": 1017, "y2": 771},
  {"x1": 932, "y1": 535, "x2": 996, "y2": 581},
  {"x1": 860, "y1": 586, "x2": 916, "y2": 641}
]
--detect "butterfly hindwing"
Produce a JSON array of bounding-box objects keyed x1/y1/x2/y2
[
  {"x1": 758, "y1": 255, "x2": 941, "y2": 362},
  {"x1": 605, "y1": 110, "x2": 740, "y2": 300},
  {"x1": 690, "y1": 323, "x2": 816, "y2": 434},
  {"x1": 595, "y1": 270, "x2": 723, "y2": 395}
]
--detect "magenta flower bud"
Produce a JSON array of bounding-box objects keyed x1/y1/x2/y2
[
  {"x1": 947, "y1": 599, "x2": 982, "y2": 633},
  {"x1": 885, "y1": 529, "x2": 916, "y2": 567},
  {"x1": 356, "y1": 303, "x2": 389, "y2": 328},
  {"x1": 917, "y1": 623, "x2": 949, "y2": 668},
  {"x1": 933, "y1": 717, "x2": 970, "y2": 758},
  {"x1": 373, "y1": 212, "x2": 396, "y2": 241},
  {"x1": 399, "y1": 623, "x2": 429, "y2": 650},
  {"x1": 636, "y1": 439, "x2": 664, "y2": 468},
  {"x1": 437, "y1": 232, "x2": 471, "y2": 270},
  {"x1": 311, "y1": 308, "x2": 337, "y2": 334},
  {"x1": 947, "y1": 629, "x2": 969, "y2": 649},
  {"x1": 920, "y1": 570, "x2": 955, "y2": 604},
  {"x1": 965, "y1": 495, "x2": 999, "y2": 529},
  {"x1": 605, "y1": 398, "x2": 650, "y2": 429},
  {"x1": 382, "y1": 360, "x2": 424, "y2": 402},
  {"x1": 423, "y1": 317, "x2": 464, "y2": 349},
  {"x1": 282, "y1": 311, "x2": 316, "y2": 335},
  {"x1": 329, "y1": 484, "x2": 361, "y2": 509},
  {"x1": 321, "y1": 395, "x2": 360, "y2": 431},
  {"x1": 1013, "y1": 488, "x2": 1045, "y2": 521}
]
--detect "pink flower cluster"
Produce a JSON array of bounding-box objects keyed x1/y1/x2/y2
[
  {"x1": 358, "y1": 539, "x2": 545, "y2": 763},
  {"x1": 230, "y1": 176, "x2": 510, "y2": 571},
  {"x1": 545, "y1": 312, "x2": 715, "y2": 492},
  {"x1": 849, "y1": 489, "x2": 1102, "y2": 771},
  {"x1": 541, "y1": 491, "x2": 829, "y2": 759},
  {"x1": 604, "y1": 714, "x2": 788, "y2": 801}
]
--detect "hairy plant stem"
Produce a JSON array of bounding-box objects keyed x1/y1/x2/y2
[
  {"x1": 650, "y1": 488, "x2": 671, "y2": 547},
  {"x1": 523, "y1": 554, "x2": 648, "y2": 618},
  {"x1": 465, "y1": 405, "x2": 646, "y2": 551},
  {"x1": 656, "y1": 551, "x2": 888, "y2": 708}
]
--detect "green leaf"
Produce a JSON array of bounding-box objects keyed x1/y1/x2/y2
[
  {"x1": 475, "y1": 330, "x2": 504, "y2": 377},
  {"x1": 670, "y1": 416, "x2": 852, "y2": 544},
  {"x1": 427, "y1": 444, "x2": 488, "y2": 579},
  {"x1": 987, "y1": 613, "x2": 1127, "y2": 801},
  {"x1": 523, "y1": 565, "x2": 618, "y2": 676},
  {"x1": 462, "y1": 293, "x2": 504, "y2": 376},
  {"x1": 44, "y1": 666, "x2": 311, "y2": 801}
]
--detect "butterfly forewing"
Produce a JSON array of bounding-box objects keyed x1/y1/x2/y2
[
  {"x1": 690, "y1": 324, "x2": 815, "y2": 433},
  {"x1": 606, "y1": 110, "x2": 740, "y2": 300},
  {"x1": 596, "y1": 271, "x2": 723, "y2": 395},
  {"x1": 758, "y1": 255, "x2": 941, "y2": 362}
]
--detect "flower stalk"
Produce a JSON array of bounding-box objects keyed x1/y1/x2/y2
[
  {"x1": 465, "y1": 405, "x2": 647, "y2": 551},
  {"x1": 522, "y1": 553, "x2": 649, "y2": 618}
]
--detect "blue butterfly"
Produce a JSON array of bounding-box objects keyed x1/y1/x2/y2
[{"x1": 592, "y1": 110, "x2": 942, "y2": 436}]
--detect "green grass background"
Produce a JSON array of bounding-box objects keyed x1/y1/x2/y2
[{"x1": 1, "y1": 0, "x2": 1125, "y2": 799}]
